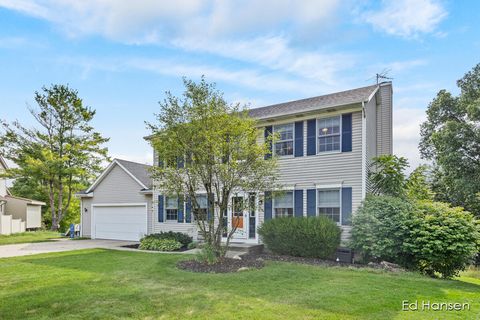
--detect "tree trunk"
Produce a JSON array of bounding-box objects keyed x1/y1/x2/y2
[
  {"x1": 57, "y1": 179, "x2": 64, "y2": 228},
  {"x1": 48, "y1": 180, "x2": 57, "y2": 231}
]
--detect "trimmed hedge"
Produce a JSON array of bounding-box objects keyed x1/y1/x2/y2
[
  {"x1": 139, "y1": 238, "x2": 182, "y2": 251},
  {"x1": 142, "y1": 232, "x2": 192, "y2": 247},
  {"x1": 258, "y1": 216, "x2": 341, "y2": 259}
]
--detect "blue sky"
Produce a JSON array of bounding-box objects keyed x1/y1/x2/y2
[{"x1": 0, "y1": 0, "x2": 479, "y2": 169}]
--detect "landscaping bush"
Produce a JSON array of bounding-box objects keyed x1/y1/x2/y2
[
  {"x1": 139, "y1": 238, "x2": 182, "y2": 251},
  {"x1": 258, "y1": 216, "x2": 341, "y2": 259},
  {"x1": 351, "y1": 195, "x2": 414, "y2": 265},
  {"x1": 403, "y1": 201, "x2": 480, "y2": 278},
  {"x1": 142, "y1": 232, "x2": 192, "y2": 247},
  {"x1": 352, "y1": 195, "x2": 480, "y2": 278}
]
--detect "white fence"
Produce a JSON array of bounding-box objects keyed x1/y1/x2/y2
[{"x1": 0, "y1": 215, "x2": 26, "y2": 235}]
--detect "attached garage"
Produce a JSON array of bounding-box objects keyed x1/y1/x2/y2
[
  {"x1": 92, "y1": 204, "x2": 147, "y2": 241},
  {"x1": 77, "y1": 159, "x2": 153, "y2": 241}
]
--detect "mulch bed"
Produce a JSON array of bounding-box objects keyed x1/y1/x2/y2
[
  {"x1": 242, "y1": 253, "x2": 404, "y2": 272},
  {"x1": 177, "y1": 256, "x2": 264, "y2": 273},
  {"x1": 121, "y1": 244, "x2": 190, "y2": 252}
]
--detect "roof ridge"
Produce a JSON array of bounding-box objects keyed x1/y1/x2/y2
[
  {"x1": 114, "y1": 158, "x2": 152, "y2": 167},
  {"x1": 252, "y1": 83, "x2": 378, "y2": 111}
]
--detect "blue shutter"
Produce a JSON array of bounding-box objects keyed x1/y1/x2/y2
[
  {"x1": 306, "y1": 119, "x2": 316, "y2": 156},
  {"x1": 158, "y1": 195, "x2": 164, "y2": 222},
  {"x1": 185, "y1": 197, "x2": 192, "y2": 223},
  {"x1": 342, "y1": 113, "x2": 352, "y2": 152},
  {"x1": 306, "y1": 189, "x2": 316, "y2": 216},
  {"x1": 264, "y1": 126, "x2": 273, "y2": 159},
  {"x1": 342, "y1": 187, "x2": 353, "y2": 226},
  {"x1": 294, "y1": 121, "x2": 304, "y2": 157},
  {"x1": 177, "y1": 195, "x2": 184, "y2": 223},
  {"x1": 264, "y1": 191, "x2": 272, "y2": 220},
  {"x1": 294, "y1": 190, "x2": 303, "y2": 217}
]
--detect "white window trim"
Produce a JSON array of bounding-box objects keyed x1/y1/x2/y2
[
  {"x1": 316, "y1": 188, "x2": 342, "y2": 226},
  {"x1": 273, "y1": 123, "x2": 295, "y2": 158},
  {"x1": 317, "y1": 115, "x2": 342, "y2": 155},
  {"x1": 273, "y1": 191, "x2": 295, "y2": 218},
  {"x1": 165, "y1": 196, "x2": 179, "y2": 222}
]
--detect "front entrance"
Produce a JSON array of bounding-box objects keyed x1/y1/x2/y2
[{"x1": 227, "y1": 193, "x2": 257, "y2": 241}]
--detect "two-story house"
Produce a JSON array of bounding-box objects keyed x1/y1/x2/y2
[{"x1": 79, "y1": 82, "x2": 392, "y2": 243}]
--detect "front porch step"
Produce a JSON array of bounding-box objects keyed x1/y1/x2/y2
[{"x1": 226, "y1": 243, "x2": 264, "y2": 255}]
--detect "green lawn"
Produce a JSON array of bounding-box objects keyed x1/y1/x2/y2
[
  {"x1": 0, "y1": 231, "x2": 62, "y2": 245},
  {"x1": 0, "y1": 250, "x2": 478, "y2": 319}
]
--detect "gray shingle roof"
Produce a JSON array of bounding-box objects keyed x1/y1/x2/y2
[
  {"x1": 115, "y1": 159, "x2": 153, "y2": 189},
  {"x1": 248, "y1": 84, "x2": 380, "y2": 120}
]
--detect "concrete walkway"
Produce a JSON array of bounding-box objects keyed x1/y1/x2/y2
[{"x1": 0, "y1": 239, "x2": 138, "y2": 258}]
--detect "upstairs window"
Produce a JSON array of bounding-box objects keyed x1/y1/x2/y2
[
  {"x1": 318, "y1": 116, "x2": 340, "y2": 152},
  {"x1": 274, "y1": 192, "x2": 294, "y2": 217},
  {"x1": 318, "y1": 189, "x2": 340, "y2": 223},
  {"x1": 273, "y1": 123, "x2": 294, "y2": 156},
  {"x1": 165, "y1": 196, "x2": 178, "y2": 221}
]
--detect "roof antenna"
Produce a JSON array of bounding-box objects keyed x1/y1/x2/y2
[{"x1": 375, "y1": 69, "x2": 393, "y2": 84}]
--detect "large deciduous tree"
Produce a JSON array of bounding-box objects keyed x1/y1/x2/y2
[
  {"x1": 0, "y1": 84, "x2": 109, "y2": 230},
  {"x1": 148, "y1": 78, "x2": 278, "y2": 258},
  {"x1": 419, "y1": 63, "x2": 480, "y2": 216}
]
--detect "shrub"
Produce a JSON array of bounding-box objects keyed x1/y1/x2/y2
[
  {"x1": 142, "y1": 232, "x2": 192, "y2": 247},
  {"x1": 196, "y1": 244, "x2": 220, "y2": 265},
  {"x1": 187, "y1": 241, "x2": 199, "y2": 250},
  {"x1": 258, "y1": 216, "x2": 341, "y2": 259},
  {"x1": 351, "y1": 195, "x2": 414, "y2": 265},
  {"x1": 403, "y1": 201, "x2": 480, "y2": 278},
  {"x1": 352, "y1": 196, "x2": 480, "y2": 278},
  {"x1": 139, "y1": 238, "x2": 182, "y2": 251}
]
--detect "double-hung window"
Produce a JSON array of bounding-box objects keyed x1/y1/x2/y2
[
  {"x1": 318, "y1": 116, "x2": 341, "y2": 152},
  {"x1": 165, "y1": 196, "x2": 178, "y2": 221},
  {"x1": 274, "y1": 123, "x2": 294, "y2": 156},
  {"x1": 318, "y1": 189, "x2": 341, "y2": 223},
  {"x1": 195, "y1": 194, "x2": 208, "y2": 220},
  {"x1": 274, "y1": 191, "x2": 294, "y2": 217}
]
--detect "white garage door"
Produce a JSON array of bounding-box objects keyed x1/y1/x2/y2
[{"x1": 93, "y1": 205, "x2": 147, "y2": 241}]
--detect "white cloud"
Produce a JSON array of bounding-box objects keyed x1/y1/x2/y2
[
  {"x1": 0, "y1": 0, "x2": 351, "y2": 93},
  {"x1": 0, "y1": 0, "x2": 340, "y2": 43},
  {"x1": 364, "y1": 0, "x2": 447, "y2": 38}
]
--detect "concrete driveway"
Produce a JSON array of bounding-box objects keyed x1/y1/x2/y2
[{"x1": 0, "y1": 239, "x2": 138, "y2": 258}]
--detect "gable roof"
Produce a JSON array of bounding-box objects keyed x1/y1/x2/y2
[
  {"x1": 248, "y1": 83, "x2": 381, "y2": 120},
  {"x1": 84, "y1": 159, "x2": 152, "y2": 194},
  {"x1": 115, "y1": 159, "x2": 152, "y2": 189}
]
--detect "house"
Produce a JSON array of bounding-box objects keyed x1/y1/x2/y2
[
  {"x1": 77, "y1": 159, "x2": 153, "y2": 241},
  {"x1": 0, "y1": 156, "x2": 46, "y2": 235},
  {"x1": 79, "y1": 82, "x2": 392, "y2": 243}
]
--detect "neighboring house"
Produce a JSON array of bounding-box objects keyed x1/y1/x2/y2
[
  {"x1": 79, "y1": 82, "x2": 392, "y2": 244},
  {"x1": 77, "y1": 159, "x2": 153, "y2": 241},
  {"x1": 0, "y1": 156, "x2": 45, "y2": 235}
]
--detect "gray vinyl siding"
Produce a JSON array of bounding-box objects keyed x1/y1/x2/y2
[
  {"x1": 81, "y1": 164, "x2": 153, "y2": 236},
  {"x1": 376, "y1": 83, "x2": 393, "y2": 155},
  {"x1": 271, "y1": 111, "x2": 363, "y2": 211},
  {"x1": 259, "y1": 110, "x2": 363, "y2": 242},
  {"x1": 81, "y1": 198, "x2": 92, "y2": 237},
  {"x1": 152, "y1": 150, "x2": 199, "y2": 238}
]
